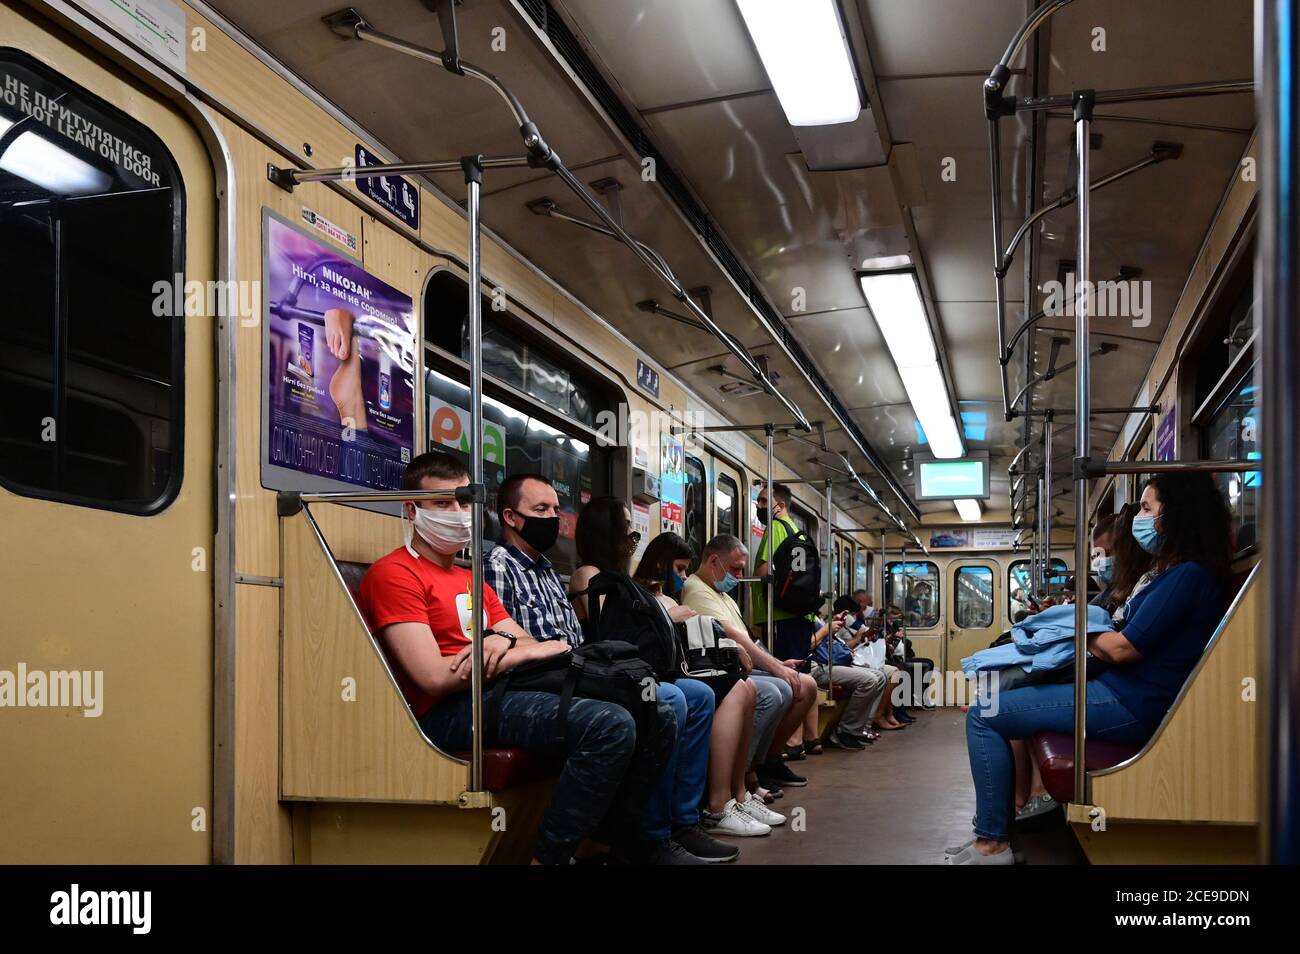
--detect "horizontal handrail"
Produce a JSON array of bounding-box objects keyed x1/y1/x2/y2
[{"x1": 1086, "y1": 458, "x2": 1260, "y2": 477}]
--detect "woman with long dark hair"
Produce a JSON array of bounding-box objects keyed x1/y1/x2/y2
[
  {"x1": 950, "y1": 472, "x2": 1232, "y2": 865},
  {"x1": 571, "y1": 507, "x2": 770, "y2": 843}
]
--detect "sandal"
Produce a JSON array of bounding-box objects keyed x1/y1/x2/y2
[{"x1": 804, "y1": 738, "x2": 824, "y2": 756}]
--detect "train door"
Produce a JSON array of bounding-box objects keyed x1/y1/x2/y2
[
  {"x1": 683, "y1": 453, "x2": 707, "y2": 569},
  {"x1": 0, "y1": 12, "x2": 215, "y2": 862},
  {"x1": 947, "y1": 561, "x2": 1000, "y2": 676}
]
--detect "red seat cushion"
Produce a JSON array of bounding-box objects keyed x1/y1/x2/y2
[
  {"x1": 1028, "y1": 731, "x2": 1143, "y2": 802},
  {"x1": 454, "y1": 748, "x2": 561, "y2": 792}
]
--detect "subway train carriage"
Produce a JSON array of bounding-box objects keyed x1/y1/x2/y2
[{"x1": 0, "y1": 0, "x2": 1297, "y2": 884}]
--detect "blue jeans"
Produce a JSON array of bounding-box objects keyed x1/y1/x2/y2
[
  {"x1": 642, "y1": 678, "x2": 715, "y2": 839},
  {"x1": 420, "y1": 690, "x2": 677, "y2": 864},
  {"x1": 749, "y1": 672, "x2": 793, "y2": 766},
  {"x1": 965, "y1": 680, "x2": 1150, "y2": 840}
]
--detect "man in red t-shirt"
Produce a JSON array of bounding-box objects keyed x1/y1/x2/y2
[{"x1": 357, "y1": 451, "x2": 674, "y2": 865}]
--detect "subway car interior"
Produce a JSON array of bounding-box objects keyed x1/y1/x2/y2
[{"x1": 0, "y1": 0, "x2": 1297, "y2": 889}]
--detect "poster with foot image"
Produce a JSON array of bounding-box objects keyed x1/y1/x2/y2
[{"x1": 261, "y1": 210, "x2": 415, "y2": 492}]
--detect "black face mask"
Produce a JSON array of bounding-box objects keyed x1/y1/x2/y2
[
  {"x1": 511, "y1": 514, "x2": 560, "y2": 553},
  {"x1": 756, "y1": 506, "x2": 769, "y2": 526}
]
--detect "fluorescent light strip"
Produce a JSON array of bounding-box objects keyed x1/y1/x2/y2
[
  {"x1": 954, "y1": 498, "x2": 982, "y2": 522},
  {"x1": 0, "y1": 116, "x2": 113, "y2": 195},
  {"x1": 737, "y1": 0, "x2": 862, "y2": 126},
  {"x1": 860, "y1": 271, "x2": 964, "y2": 458}
]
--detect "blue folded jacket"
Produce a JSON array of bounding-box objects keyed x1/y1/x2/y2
[{"x1": 961, "y1": 603, "x2": 1113, "y2": 675}]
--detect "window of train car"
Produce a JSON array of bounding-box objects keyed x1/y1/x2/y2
[
  {"x1": 423, "y1": 271, "x2": 618, "y2": 575},
  {"x1": 886, "y1": 561, "x2": 939, "y2": 629},
  {"x1": 424, "y1": 270, "x2": 609, "y2": 428},
  {"x1": 954, "y1": 566, "x2": 994, "y2": 629},
  {"x1": 425, "y1": 368, "x2": 610, "y2": 574},
  {"x1": 716, "y1": 472, "x2": 739, "y2": 539},
  {"x1": 1190, "y1": 279, "x2": 1259, "y2": 556},
  {"x1": 1201, "y1": 370, "x2": 1259, "y2": 552},
  {"x1": 854, "y1": 548, "x2": 869, "y2": 593},
  {"x1": 1008, "y1": 558, "x2": 1069, "y2": 618},
  {"x1": 683, "y1": 455, "x2": 707, "y2": 568},
  {"x1": 0, "y1": 50, "x2": 184, "y2": 513}
]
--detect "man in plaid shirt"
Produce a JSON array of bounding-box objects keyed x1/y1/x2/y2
[
  {"x1": 484, "y1": 473, "x2": 583, "y2": 646},
  {"x1": 484, "y1": 472, "x2": 736, "y2": 864}
]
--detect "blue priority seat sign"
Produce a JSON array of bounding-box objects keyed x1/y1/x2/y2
[{"x1": 354, "y1": 144, "x2": 420, "y2": 230}]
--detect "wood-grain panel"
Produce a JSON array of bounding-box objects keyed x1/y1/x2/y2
[{"x1": 281, "y1": 511, "x2": 466, "y2": 804}]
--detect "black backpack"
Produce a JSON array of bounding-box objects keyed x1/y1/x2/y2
[
  {"x1": 485, "y1": 640, "x2": 658, "y2": 746},
  {"x1": 574, "y1": 571, "x2": 684, "y2": 681},
  {"x1": 771, "y1": 519, "x2": 824, "y2": 615}
]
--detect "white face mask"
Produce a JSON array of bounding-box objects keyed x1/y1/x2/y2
[{"x1": 405, "y1": 506, "x2": 473, "y2": 557}]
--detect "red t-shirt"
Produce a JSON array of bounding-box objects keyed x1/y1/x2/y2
[{"x1": 357, "y1": 546, "x2": 510, "y2": 716}]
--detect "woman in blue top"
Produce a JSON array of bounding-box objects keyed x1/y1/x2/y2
[{"x1": 948, "y1": 472, "x2": 1231, "y2": 865}]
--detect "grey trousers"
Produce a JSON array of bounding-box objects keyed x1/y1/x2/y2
[
  {"x1": 810, "y1": 663, "x2": 887, "y2": 736},
  {"x1": 748, "y1": 672, "x2": 793, "y2": 765}
]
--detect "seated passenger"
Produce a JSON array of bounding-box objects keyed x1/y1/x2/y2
[
  {"x1": 686, "y1": 532, "x2": 820, "y2": 795},
  {"x1": 806, "y1": 596, "x2": 886, "y2": 750},
  {"x1": 949, "y1": 472, "x2": 1232, "y2": 864},
  {"x1": 632, "y1": 531, "x2": 783, "y2": 838},
  {"x1": 485, "y1": 477, "x2": 734, "y2": 863},
  {"x1": 355, "y1": 452, "x2": 675, "y2": 866}
]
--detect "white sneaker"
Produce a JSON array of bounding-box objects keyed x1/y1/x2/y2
[
  {"x1": 737, "y1": 791, "x2": 786, "y2": 827},
  {"x1": 701, "y1": 798, "x2": 771, "y2": 837}
]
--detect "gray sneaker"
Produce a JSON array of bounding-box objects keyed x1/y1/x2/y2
[
  {"x1": 945, "y1": 844, "x2": 1014, "y2": 865},
  {"x1": 944, "y1": 837, "x2": 976, "y2": 856},
  {"x1": 1015, "y1": 793, "x2": 1056, "y2": 821}
]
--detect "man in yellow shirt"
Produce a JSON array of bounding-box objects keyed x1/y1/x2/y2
[
  {"x1": 751, "y1": 483, "x2": 820, "y2": 662},
  {"x1": 682, "y1": 533, "x2": 819, "y2": 791}
]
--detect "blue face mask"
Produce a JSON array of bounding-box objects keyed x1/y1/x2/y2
[
  {"x1": 1091, "y1": 555, "x2": 1114, "y2": 585},
  {"x1": 714, "y1": 572, "x2": 740, "y2": 594},
  {"x1": 1132, "y1": 514, "x2": 1162, "y2": 554},
  {"x1": 664, "y1": 570, "x2": 683, "y2": 596}
]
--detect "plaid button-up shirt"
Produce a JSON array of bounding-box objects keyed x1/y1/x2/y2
[{"x1": 484, "y1": 542, "x2": 584, "y2": 647}]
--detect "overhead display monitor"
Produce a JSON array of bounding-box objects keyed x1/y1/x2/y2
[{"x1": 915, "y1": 453, "x2": 990, "y2": 501}]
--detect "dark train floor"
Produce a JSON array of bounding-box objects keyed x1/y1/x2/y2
[{"x1": 731, "y1": 707, "x2": 1086, "y2": 865}]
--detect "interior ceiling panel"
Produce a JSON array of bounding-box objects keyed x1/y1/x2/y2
[
  {"x1": 212, "y1": 0, "x2": 621, "y2": 193},
  {"x1": 556, "y1": 0, "x2": 769, "y2": 110},
  {"x1": 861, "y1": 0, "x2": 1029, "y2": 76},
  {"x1": 784, "y1": 306, "x2": 908, "y2": 410}
]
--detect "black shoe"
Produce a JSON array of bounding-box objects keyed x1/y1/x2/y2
[
  {"x1": 783, "y1": 744, "x2": 807, "y2": 762},
  {"x1": 759, "y1": 759, "x2": 808, "y2": 787},
  {"x1": 826, "y1": 730, "x2": 867, "y2": 751},
  {"x1": 645, "y1": 838, "x2": 709, "y2": 865},
  {"x1": 896, "y1": 709, "x2": 917, "y2": 724},
  {"x1": 673, "y1": 824, "x2": 740, "y2": 863}
]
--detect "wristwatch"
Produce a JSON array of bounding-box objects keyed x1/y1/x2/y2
[{"x1": 485, "y1": 628, "x2": 517, "y2": 650}]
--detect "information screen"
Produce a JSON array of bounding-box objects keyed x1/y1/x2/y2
[{"x1": 916, "y1": 457, "x2": 988, "y2": 500}]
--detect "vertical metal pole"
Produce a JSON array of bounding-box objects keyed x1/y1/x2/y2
[
  {"x1": 1260, "y1": 0, "x2": 1300, "y2": 864},
  {"x1": 1044, "y1": 414, "x2": 1054, "y2": 592},
  {"x1": 824, "y1": 480, "x2": 834, "y2": 693},
  {"x1": 990, "y1": 118, "x2": 1012, "y2": 416},
  {"x1": 1072, "y1": 93, "x2": 1094, "y2": 803},
  {"x1": 765, "y1": 424, "x2": 775, "y2": 653},
  {"x1": 464, "y1": 156, "x2": 486, "y2": 794},
  {"x1": 879, "y1": 530, "x2": 887, "y2": 607},
  {"x1": 1036, "y1": 475, "x2": 1046, "y2": 597}
]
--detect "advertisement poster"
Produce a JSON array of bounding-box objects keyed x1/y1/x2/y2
[
  {"x1": 660, "y1": 432, "x2": 685, "y2": 534},
  {"x1": 930, "y1": 527, "x2": 1019, "y2": 549},
  {"x1": 263, "y1": 212, "x2": 416, "y2": 491},
  {"x1": 1156, "y1": 405, "x2": 1177, "y2": 462},
  {"x1": 632, "y1": 503, "x2": 651, "y2": 562}
]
